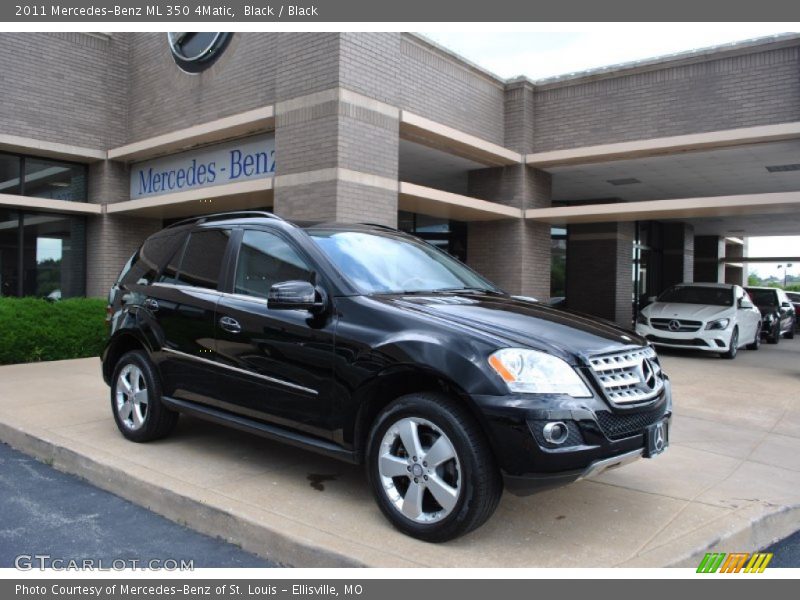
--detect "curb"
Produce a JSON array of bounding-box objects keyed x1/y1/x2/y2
[{"x1": 0, "y1": 421, "x2": 365, "y2": 568}]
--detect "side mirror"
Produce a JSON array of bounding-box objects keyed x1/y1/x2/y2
[
  {"x1": 647, "y1": 296, "x2": 657, "y2": 303},
  {"x1": 739, "y1": 298, "x2": 753, "y2": 309},
  {"x1": 268, "y1": 280, "x2": 325, "y2": 313},
  {"x1": 781, "y1": 301, "x2": 793, "y2": 309}
]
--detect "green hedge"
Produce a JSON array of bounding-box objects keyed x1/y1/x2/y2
[{"x1": 0, "y1": 297, "x2": 107, "y2": 365}]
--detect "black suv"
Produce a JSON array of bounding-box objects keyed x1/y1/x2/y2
[
  {"x1": 103, "y1": 211, "x2": 672, "y2": 542},
  {"x1": 744, "y1": 286, "x2": 796, "y2": 343}
]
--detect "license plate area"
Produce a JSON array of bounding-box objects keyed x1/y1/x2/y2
[{"x1": 644, "y1": 419, "x2": 669, "y2": 458}]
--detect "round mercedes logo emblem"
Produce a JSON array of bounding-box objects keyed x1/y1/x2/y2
[
  {"x1": 640, "y1": 359, "x2": 656, "y2": 389},
  {"x1": 167, "y1": 33, "x2": 232, "y2": 73},
  {"x1": 668, "y1": 319, "x2": 681, "y2": 332}
]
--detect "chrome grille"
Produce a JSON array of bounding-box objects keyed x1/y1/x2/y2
[
  {"x1": 649, "y1": 318, "x2": 702, "y2": 332},
  {"x1": 587, "y1": 346, "x2": 664, "y2": 404}
]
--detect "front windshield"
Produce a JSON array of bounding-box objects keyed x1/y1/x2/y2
[
  {"x1": 309, "y1": 230, "x2": 500, "y2": 294},
  {"x1": 747, "y1": 289, "x2": 779, "y2": 307},
  {"x1": 657, "y1": 286, "x2": 733, "y2": 307}
]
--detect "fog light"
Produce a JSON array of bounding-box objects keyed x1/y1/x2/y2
[{"x1": 543, "y1": 422, "x2": 569, "y2": 445}]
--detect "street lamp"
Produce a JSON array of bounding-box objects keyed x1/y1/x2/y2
[{"x1": 777, "y1": 263, "x2": 793, "y2": 288}]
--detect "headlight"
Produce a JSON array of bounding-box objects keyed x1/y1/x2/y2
[
  {"x1": 705, "y1": 318, "x2": 730, "y2": 330},
  {"x1": 636, "y1": 311, "x2": 648, "y2": 326},
  {"x1": 488, "y1": 348, "x2": 592, "y2": 397}
]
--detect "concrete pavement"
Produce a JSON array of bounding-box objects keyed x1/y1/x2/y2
[{"x1": 0, "y1": 342, "x2": 798, "y2": 567}]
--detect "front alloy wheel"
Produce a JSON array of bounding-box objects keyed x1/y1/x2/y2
[
  {"x1": 721, "y1": 326, "x2": 738, "y2": 359},
  {"x1": 378, "y1": 417, "x2": 461, "y2": 524},
  {"x1": 367, "y1": 392, "x2": 502, "y2": 542}
]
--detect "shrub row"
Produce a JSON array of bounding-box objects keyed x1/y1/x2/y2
[{"x1": 0, "y1": 297, "x2": 107, "y2": 365}]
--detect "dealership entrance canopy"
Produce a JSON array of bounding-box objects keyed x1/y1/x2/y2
[{"x1": 1, "y1": 32, "x2": 799, "y2": 326}]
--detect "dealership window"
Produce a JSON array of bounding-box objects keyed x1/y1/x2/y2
[
  {"x1": 551, "y1": 227, "x2": 567, "y2": 300},
  {"x1": 398, "y1": 212, "x2": 467, "y2": 262},
  {"x1": 0, "y1": 153, "x2": 21, "y2": 195},
  {"x1": 632, "y1": 222, "x2": 663, "y2": 317},
  {"x1": 0, "y1": 209, "x2": 86, "y2": 298},
  {"x1": 0, "y1": 153, "x2": 87, "y2": 202}
]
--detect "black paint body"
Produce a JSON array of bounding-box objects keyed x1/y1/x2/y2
[{"x1": 103, "y1": 215, "x2": 672, "y2": 494}]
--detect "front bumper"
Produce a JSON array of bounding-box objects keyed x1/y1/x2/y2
[
  {"x1": 473, "y1": 377, "x2": 672, "y2": 496},
  {"x1": 635, "y1": 323, "x2": 732, "y2": 352},
  {"x1": 503, "y1": 448, "x2": 644, "y2": 496}
]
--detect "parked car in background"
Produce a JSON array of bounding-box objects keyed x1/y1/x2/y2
[
  {"x1": 635, "y1": 282, "x2": 761, "y2": 359},
  {"x1": 744, "y1": 287, "x2": 796, "y2": 343},
  {"x1": 102, "y1": 211, "x2": 672, "y2": 542},
  {"x1": 786, "y1": 291, "x2": 800, "y2": 329}
]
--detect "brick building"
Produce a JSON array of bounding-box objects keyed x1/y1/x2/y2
[{"x1": 1, "y1": 32, "x2": 799, "y2": 326}]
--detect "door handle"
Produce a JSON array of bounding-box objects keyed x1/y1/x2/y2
[
  {"x1": 219, "y1": 315, "x2": 242, "y2": 334},
  {"x1": 144, "y1": 298, "x2": 159, "y2": 312}
]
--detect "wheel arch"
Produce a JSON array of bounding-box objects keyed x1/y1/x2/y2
[
  {"x1": 102, "y1": 330, "x2": 153, "y2": 385},
  {"x1": 350, "y1": 365, "x2": 497, "y2": 465}
]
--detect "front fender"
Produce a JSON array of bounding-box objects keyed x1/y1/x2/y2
[{"x1": 369, "y1": 334, "x2": 506, "y2": 397}]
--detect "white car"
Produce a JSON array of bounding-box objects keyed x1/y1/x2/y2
[{"x1": 635, "y1": 282, "x2": 761, "y2": 359}]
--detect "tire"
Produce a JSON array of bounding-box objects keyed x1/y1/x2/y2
[
  {"x1": 746, "y1": 323, "x2": 761, "y2": 350},
  {"x1": 366, "y1": 392, "x2": 502, "y2": 543},
  {"x1": 768, "y1": 321, "x2": 780, "y2": 344},
  {"x1": 720, "y1": 326, "x2": 739, "y2": 359},
  {"x1": 110, "y1": 350, "x2": 178, "y2": 442},
  {"x1": 786, "y1": 320, "x2": 795, "y2": 339}
]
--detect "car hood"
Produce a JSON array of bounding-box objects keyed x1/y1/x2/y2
[
  {"x1": 643, "y1": 302, "x2": 733, "y2": 321},
  {"x1": 371, "y1": 292, "x2": 645, "y2": 364}
]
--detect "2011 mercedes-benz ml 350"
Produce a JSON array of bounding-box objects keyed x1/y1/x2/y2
[{"x1": 103, "y1": 211, "x2": 672, "y2": 542}]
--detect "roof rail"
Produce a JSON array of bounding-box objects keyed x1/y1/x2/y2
[
  {"x1": 165, "y1": 211, "x2": 285, "y2": 229},
  {"x1": 358, "y1": 222, "x2": 399, "y2": 232}
]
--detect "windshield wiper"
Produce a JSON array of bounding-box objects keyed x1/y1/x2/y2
[{"x1": 432, "y1": 287, "x2": 506, "y2": 296}]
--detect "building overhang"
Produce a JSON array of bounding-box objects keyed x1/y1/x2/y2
[
  {"x1": 0, "y1": 134, "x2": 105, "y2": 163},
  {"x1": 526, "y1": 122, "x2": 800, "y2": 168},
  {"x1": 525, "y1": 191, "x2": 800, "y2": 225},
  {"x1": 400, "y1": 111, "x2": 521, "y2": 167},
  {"x1": 0, "y1": 193, "x2": 103, "y2": 215},
  {"x1": 105, "y1": 179, "x2": 273, "y2": 219},
  {"x1": 107, "y1": 106, "x2": 275, "y2": 163},
  {"x1": 399, "y1": 182, "x2": 522, "y2": 221}
]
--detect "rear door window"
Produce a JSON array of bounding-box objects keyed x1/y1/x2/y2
[
  {"x1": 174, "y1": 229, "x2": 231, "y2": 290},
  {"x1": 122, "y1": 232, "x2": 186, "y2": 286}
]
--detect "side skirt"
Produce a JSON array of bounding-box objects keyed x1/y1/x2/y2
[{"x1": 161, "y1": 396, "x2": 359, "y2": 464}]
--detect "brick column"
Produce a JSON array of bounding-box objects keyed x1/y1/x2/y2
[
  {"x1": 724, "y1": 240, "x2": 745, "y2": 286},
  {"x1": 466, "y1": 81, "x2": 552, "y2": 299},
  {"x1": 566, "y1": 222, "x2": 635, "y2": 328},
  {"x1": 273, "y1": 33, "x2": 400, "y2": 227},
  {"x1": 86, "y1": 159, "x2": 162, "y2": 297}
]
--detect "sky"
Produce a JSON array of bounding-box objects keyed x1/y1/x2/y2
[
  {"x1": 421, "y1": 25, "x2": 799, "y2": 81},
  {"x1": 423, "y1": 25, "x2": 800, "y2": 280}
]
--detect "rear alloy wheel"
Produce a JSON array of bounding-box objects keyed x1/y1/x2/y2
[
  {"x1": 746, "y1": 323, "x2": 761, "y2": 350},
  {"x1": 786, "y1": 319, "x2": 795, "y2": 339},
  {"x1": 367, "y1": 392, "x2": 502, "y2": 542},
  {"x1": 111, "y1": 350, "x2": 178, "y2": 442},
  {"x1": 720, "y1": 326, "x2": 739, "y2": 359}
]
